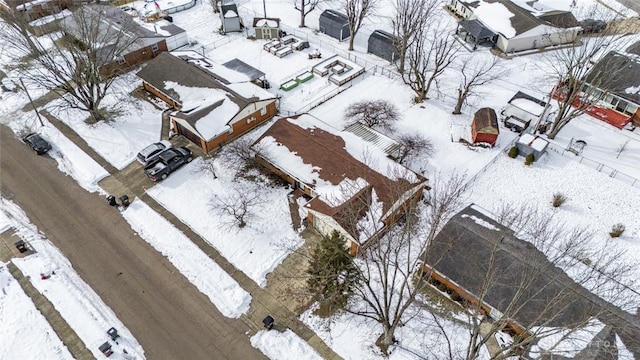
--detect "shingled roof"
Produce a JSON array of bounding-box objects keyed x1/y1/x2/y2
[
  {"x1": 255, "y1": 115, "x2": 427, "y2": 241},
  {"x1": 585, "y1": 51, "x2": 640, "y2": 106},
  {"x1": 423, "y1": 204, "x2": 598, "y2": 329},
  {"x1": 137, "y1": 52, "x2": 244, "y2": 105}
]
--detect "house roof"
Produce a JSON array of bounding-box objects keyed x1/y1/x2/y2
[
  {"x1": 473, "y1": 107, "x2": 499, "y2": 134},
  {"x1": 423, "y1": 204, "x2": 598, "y2": 329},
  {"x1": 254, "y1": 114, "x2": 426, "y2": 242},
  {"x1": 137, "y1": 52, "x2": 274, "y2": 140},
  {"x1": 585, "y1": 51, "x2": 640, "y2": 106},
  {"x1": 222, "y1": 58, "x2": 265, "y2": 81},
  {"x1": 60, "y1": 5, "x2": 165, "y2": 61},
  {"x1": 458, "y1": 19, "x2": 496, "y2": 41},
  {"x1": 475, "y1": 0, "x2": 578, "y2": 38}
]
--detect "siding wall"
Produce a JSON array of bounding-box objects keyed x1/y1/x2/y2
[{"x1": 100, "y1": 40, "x2": 168, "y2": 77}]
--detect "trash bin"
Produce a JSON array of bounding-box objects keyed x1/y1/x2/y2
[
  {"x1": 14, "y1": 240, "x2": 28, "y2": 253},
  {"x1": 262, "y1": 315, "x2": 274, "y2": 330},
  {"x1": 106, "y1": 195, "x2": 117, "y2": 206},
  {"x1": 107, "y1": 327, "x2": 120, "y2": 341},
  {"x1": 99, "y1": 342, "x2": 113, "y2": 357},
  {"x1": 119, "y1": 195, "x2": 130, "y2": 207}
]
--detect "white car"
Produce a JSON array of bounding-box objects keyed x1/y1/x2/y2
[{"x1": 137, "y1": 140, "x2": 173, "y2": 164}]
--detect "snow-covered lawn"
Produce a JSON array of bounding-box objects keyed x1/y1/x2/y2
[
  {"x1": 0, "y1": 198, "x2": 145, "y2": 360},
  {"x1": 0, "y1": 264, "x2": 74, "y2": 360},
  {"x1": 120, "y1": 200, "x2": 251, "y2": 318},
  {"x1": 146, "y1": 156, "x2": 304, "y2": 287}
]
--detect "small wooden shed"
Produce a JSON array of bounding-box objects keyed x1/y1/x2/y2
[
  {"x1": 253, "y1": 17, "x2": 280, "y2": 39},
  {"x1": 367, "y1": 30, "x2": 398, "y2": 62},
  {"x1": 319, "y1": 9, "x2": 350, "y2": 41},
  {"x1": 220, "y1": 3, "x2": 241, "y2": 33},
  {"x1": 471, "y1": 107, "x2": 499, "y2": 146}
]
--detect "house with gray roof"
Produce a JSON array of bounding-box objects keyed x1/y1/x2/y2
[
  {"x1": 419, "y1": 204, "x2": 640, "y2": 358},
  {"x1": 447, "y1": 0, "x2": 580, "y2": 53},
  {"x1": 581, "y1": 45, "x2": 640, "y2": 128},
  {"x1": 59, "y1": 5, "x2": 187, "y2": 77},
  {"x1": 137, "y1": 52, "x2": 277, "y2": 152}
]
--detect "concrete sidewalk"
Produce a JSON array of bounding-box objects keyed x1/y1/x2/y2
[{"x1": 43, "y1": 109, "x2": 342, "y2": 359}]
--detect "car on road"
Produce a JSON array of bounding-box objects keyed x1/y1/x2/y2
[
  {"x1": 144, "y1": 146, "x2": 193, "y2": 181},
  {"x1": 22, "y1": 133, "x2": 52, "y2": 155},
  {"x1": 579, "y1": 19, "x2": 607, "y2": 34},
  {"x1": 137, "y1": 140, "x2": 173, "y2": 164}
]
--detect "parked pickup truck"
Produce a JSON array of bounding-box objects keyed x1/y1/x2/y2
[{"x1": 144, "y1": 147, "x2": 193, "y2": 181}]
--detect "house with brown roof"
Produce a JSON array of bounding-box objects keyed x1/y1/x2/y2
[
  {"x1": 253, "y1": 114, "x2": 428, "y2": 254},
  {"x1": 419, "y1": 204, "x2": 640, "y2": 358},
  {"x1": 137, "y1": 52, "x2": 278, "y2": 152},
  {"x1": 448, "y1": 0, "x2": 580, "y2": 53}
]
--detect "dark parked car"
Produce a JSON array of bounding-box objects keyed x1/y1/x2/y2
[
  {"x1": 579, "y1": 19, "x2": 607, "y2": 34},
  {"x1": 137, "y1": 140, "x2": 172, "y2": 164},
  {"x1": 144, "y1": 147, "x2": 193, "y2": 181},
  {"x1": 23, "y1": 133, "x2": 52, "y2": 155}
]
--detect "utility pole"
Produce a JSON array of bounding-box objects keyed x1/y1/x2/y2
[{"x1": 19, "y1": 77, "x2": 44, "y2": 127}]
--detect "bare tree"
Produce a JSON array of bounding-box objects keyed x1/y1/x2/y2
[
  {"x1": 294, "y1": 0, "x2": 323, "y2": 28},
  {"x1": 220, "y1": 136, "x2": 268, "y2": 173},
  {"x1": 207, "y1": 0, "x2": 222, "y2": 13},
  {"x1": 210, "y1": 188, "x2": 265, "y2": 228},
  {"x1": 391, "y1": 0, "x2": 440, "y2": 74},
  {"x1": 420, "y1": 204, "x2": 640, "y2": 360},
  {"x1": 394, "y1": 133, "x2": 433, "y2": 166},
  {"x1": 452, "y1": 55, "x2": 507, "y2": 115},
  {"x1": 344, "y1": 99, "x2": 400, "y2": 130},
  {"x1": 543, "y1": 25, "x2": 632, "y2": 139},
  {"x1": 402, "y1": 17, "x2": 459, "y2": 103},
  {"x1": 0, "y1": 5, "x2": 140, "y2": 122},
  {"x1": 342, "y1": 0, "x2": 378, "y2": 51},
  {"x1": 335, "y1": 174, "x2": 467, "y2": 354}
]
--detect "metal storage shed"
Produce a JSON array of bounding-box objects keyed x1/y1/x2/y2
[
  {"x1": 367, "y1": 30, "x2": 398, "y2": 62},
  {"x1": 220, "y1": 3, "x2": 241, "y2": 33},
  {"x1": 319, "y1": 9, "x2": 350, "y2": 41}
]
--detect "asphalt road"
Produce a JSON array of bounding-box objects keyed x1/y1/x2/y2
[{"x1": 0, "y1": 125, "x2": 265, "y2": 360}]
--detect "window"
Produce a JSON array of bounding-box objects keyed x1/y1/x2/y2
[
  {"x1": 615, "y1": 99, "x2": 628, "y2": 113},
  {"x1": 260, "y1": 107, "x2": 267, "y2": 116},
  {"x1": 625, "y1": 103, "x2": 638, "y2": 115},
  {"x1": 151, "y1": 43, "x2": 159, "y2": 52}
]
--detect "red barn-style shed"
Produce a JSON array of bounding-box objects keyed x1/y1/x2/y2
[{"x1": 471, "y1": 107, "x2": 499, "y2": 147}]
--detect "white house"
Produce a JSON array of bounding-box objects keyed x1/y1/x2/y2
[{"x1": 448, "y1": 0, "x2": 581, "y2": 53}]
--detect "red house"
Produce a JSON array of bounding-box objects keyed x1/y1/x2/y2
[{"x1": 471, "y1": 107, "x2": 499, "y2": 147}]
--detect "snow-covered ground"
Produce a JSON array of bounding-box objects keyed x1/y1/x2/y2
[
  {"x1": 0, "y1": 264, "x2": 74, "y2": 360},
  {"x1": 1, "y1": 0, "x2": 640, "y2": 358}
]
